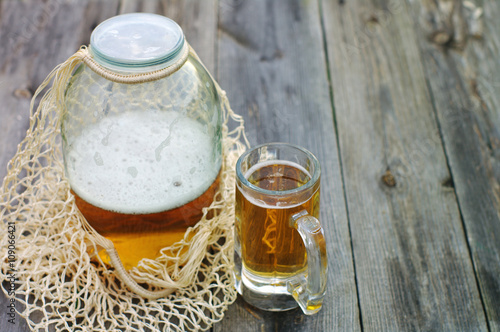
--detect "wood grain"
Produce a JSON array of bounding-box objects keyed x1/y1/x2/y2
[
  {"x1": 321, "y1": 0, "x2": 488, "y2": 330},
  {"x1": 215, "y1": 0, "x2": 360, "y2": 331},
  {"x1": 409, "y1": 0, "x2": 500, "y2": 330}
]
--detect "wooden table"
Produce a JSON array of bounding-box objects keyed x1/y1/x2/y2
[{"x1": 1, "y1": 0, "x2": 499, "y2": 331}]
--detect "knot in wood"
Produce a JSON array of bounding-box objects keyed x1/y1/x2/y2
[
  {"x1": 382, "y1": 169, "x2": 396, "y2": 187},
  {"x1": 431, "y1": 31, "x2": 452, "y2": 45}
]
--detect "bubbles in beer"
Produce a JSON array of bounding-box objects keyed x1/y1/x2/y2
[
  {"x1": 65, "y1": 110, "x2": 220, "y2": 215},
  {"x1": 127, "y1": 166, "x2": 138, "y2": 178},
  {"x1": 93, "y1": 152, "x2": 104, "y2": 166}
]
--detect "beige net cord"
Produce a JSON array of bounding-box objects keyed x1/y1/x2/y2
[{"x1": 0, "y1": 43, "x2": 249, "y2": 331}]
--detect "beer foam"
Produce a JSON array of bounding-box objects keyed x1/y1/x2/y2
[
  {"x1": 240, "y1": 161, "x2": 314, "y2": 209},
  {"x1": 244, "y1": 160, "x2": 312, "y2": 181},
  {"x1": 65, "y1": 110, "x2": 220, "y2": 214}
]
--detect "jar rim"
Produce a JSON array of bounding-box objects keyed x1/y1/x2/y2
[{"x1": 90, "y1": 13, "x2": 185, "y2": 72}]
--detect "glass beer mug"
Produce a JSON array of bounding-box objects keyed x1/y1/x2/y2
[
  {"x1": 62, "y1": 13, "x2": 222, "y2": 269},
  {"x1": 234, "y1": 143, "x2": 328, "y2": 315}
]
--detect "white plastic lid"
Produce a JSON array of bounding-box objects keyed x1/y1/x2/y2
[{"x1": 90, "y1": 13, "x2": 185, "y2": 69}]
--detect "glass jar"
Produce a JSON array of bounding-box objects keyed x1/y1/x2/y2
[{"x1": 62, "y1": 13, "x2": 223, "y2": 269}]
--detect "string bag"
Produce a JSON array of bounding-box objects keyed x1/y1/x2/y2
[{"x1": 0, "y1": 13, "x2": 249, "y2": 331}]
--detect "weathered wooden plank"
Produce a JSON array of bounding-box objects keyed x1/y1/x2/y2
[
  {"x1": 0, "y1": 1, "x2": 119, "y2": 331},
  {"x1": 321, "y1": 0, "x2": 488, "y2": 330},
  {"x1": 215, "y1": 0, "x2": 360, "y2": 331},
  {"x1": 408, "y1": 0, "x2": 500, "y2": 330}
]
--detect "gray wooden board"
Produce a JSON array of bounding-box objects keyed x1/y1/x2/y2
[
  {"x1": 214, "y1": 0, "x2": 360, "y2": 331},
  {"x1": 0, "y1": 1, "x2": 119, "y2": 331},
  {"x1": 321, "y1": 0, "x2": 488, "y2": 331},
  {"x1": 408, "y1": 0, "x2": 500, "y2": 330}
]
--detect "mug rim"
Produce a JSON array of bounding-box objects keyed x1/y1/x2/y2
[{"x1": 236, "y1": 142, "x2": 321, "y2": 196}]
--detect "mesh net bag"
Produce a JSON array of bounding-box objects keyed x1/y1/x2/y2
[{"x1": 0, "y1": 44, "x2": 248, "y2": 331}]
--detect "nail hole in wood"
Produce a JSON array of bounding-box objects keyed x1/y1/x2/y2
[
  {"x1": 442, "y1": 177, "x2": 454, "y2": 188},
  {"x1": 14, "y1": 87, "x2": 33, "y2": 99}
]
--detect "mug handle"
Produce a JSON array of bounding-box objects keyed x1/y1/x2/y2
[{"x1": 288, "y1": 210, "x2": 328, "y2": 315}]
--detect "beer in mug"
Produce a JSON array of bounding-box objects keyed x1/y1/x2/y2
[{"x1": 235, "y1": 143, "x2": 327, "y2": 315}]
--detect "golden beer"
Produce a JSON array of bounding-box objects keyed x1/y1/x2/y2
[
  {"x1": 65, "y1": 110, "x2": 221, "y2": 269},
  {"x1": 72, "y1": 173, "x2": 220, "y2": 269},
  {"x1": 234, "y1": 143, "x2": 326, "y2": 314},
  {"x1": 236, "y1": 161, "x2": 320, "y2": 277}
]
